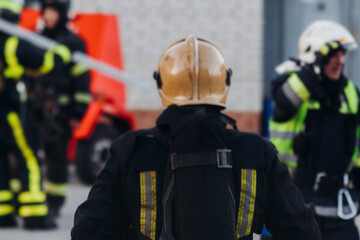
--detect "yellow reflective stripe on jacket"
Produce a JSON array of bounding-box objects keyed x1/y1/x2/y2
[
  {"x1": 0, "y1": 190, "x2": 13, "y2": 202},
  {"x1": 354, "y1": 127, "x2": 360, "y2": 168},
  {"x1": 55, "y1": 44, "x2": 71, "y2": 64},
  {"x1": 18, "y1": 204, "x2": 48, "y2": 217},
  {"x1": 287, "y1": 74, "x2": 310, "y2": 101},
  {"x1": 71, "y1": 63, "x2": 89, "y2": 77},
  {"x1": 7, "y1": 112, "x2": 41, "y2": 193},
  {"x1": 4, "y1": 36, "x2": 25, "y2": 79},
  {"x1": 344, "y1": 80, "x2": 358, "y2": 114},
  {"x1": 74, "y1": 92, "x2": 92, "y2": 104},
  {"x1": 58, "y1": 94, "x2": 70, "y2": 105},
  {"x1": 44, "y1": 181, "x2": 68, "y2": 197},
  {"x1": 269, "y1": 103, "x2": 308, "y2": 168},
  {"x1": 236, "y1": 169, "x2": 257, "y2": 238},
  {"x1": 18, "y1": 192, "x2": 46, "y2": 204},
  {"x1": 0, "y1": 204, "x2": 14, "y2": 216},
  {"x1": 39, "y1": 51, "x2": 55, "y2": 74},
  {"x1": 0, "y1": 1, "x2": 22, "y2": 14},
  {"x1": 140, "y1": 171, "x2": 157, "y2": 240},
  {"x1": 307, "y1": 100, "x2": 320, "y2": 110}
]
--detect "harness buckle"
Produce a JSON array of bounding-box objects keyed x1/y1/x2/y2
[{"x1": 216, "y1": 149, "x2": 232, "y2": 168}]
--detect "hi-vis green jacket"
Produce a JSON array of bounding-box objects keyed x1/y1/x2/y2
[{"x1": 269, "y1": 71, "x2": 360, "y2": 172}]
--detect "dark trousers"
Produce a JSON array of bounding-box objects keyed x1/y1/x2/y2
[
  {"x1": 317, "y1": 218, "x2": 360, "y2": 240},
  {"x1": 0, "y1": 106, "x2": 47, "y2": 218}
]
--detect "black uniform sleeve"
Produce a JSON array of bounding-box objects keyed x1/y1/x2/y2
[
  {"x1": 71, "y1": 133, "x2": 135, "y2": 240},
  {"x1": 65, "y1": 34, "x2": 91, "y2": 119},
  {"x1": 16, "y1": 39, "x2": 65, "y2": 74},
  {"x1": 265, "y1": 156, "x2": 321, "y2": 240}
]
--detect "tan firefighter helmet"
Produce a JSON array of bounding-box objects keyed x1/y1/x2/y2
[{"x1": 154, "y1": 34, "x2": 232, "y2": 108}]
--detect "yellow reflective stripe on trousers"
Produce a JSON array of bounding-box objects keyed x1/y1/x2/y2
[
  {"x1": 0, "y1": 204, "x2": 14, "y2": 216},
  {"x1": 4, "y1": 36, "x2": 25, "y2": 79},
  {"x1": 10, "y1": 179, "x2": 21, "y2": 193},
  {"x1": 74, "y1": 92, "x2": 92, "y2": 104},
  {"x1": 0, "y1": 190, "x2": 13, "y2": 202},
  {"x1": 18, "y1": 204, "x2": 48, "y2": 217},
  {"x1": 44, "y1": 181, "x2": 68, "y2": 197},
  {"x1": 18, "y1": 192, "x2": 46, "y2": 204},
  {"x1": 287, "y1": 74, "x2": 310, "y2": 101},
  {"x1": 39, "y1": 50, "x2": 55, "y2": 74},
  {"x1": 71, "y1": 63, "x2": 89, "y2": 77},
  {"x1": 140, "y1": 171, "x2": 157, "y2": 240},
  {"x1": 236, "y1": 169, "x2": 257, "y2": 238},
  {"x1": 7, "y1": 112, "x2": 41, "y2": 193}
]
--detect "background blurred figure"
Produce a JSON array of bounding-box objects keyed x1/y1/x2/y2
[
  {"x1": 0, "y1": 0, "x2": 71, "y2": 229},
  {"x1": 31, "y1": 0, "x2": 91, "y2": 218},
  {"x1": 269, "y1": 20, "x2": 360, "y2": 240}
]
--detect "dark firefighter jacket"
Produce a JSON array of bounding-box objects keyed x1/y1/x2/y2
[
  {"x1": 270, "y1": 71, "x2": 360, "y2": 219},
  {"x1": 0, "y1": 32, "x2": 70, "y2": 109},
  {"x1": 71, "y1": 105, "x2": 321, "y2": 240},
  {"x1": 34, "y1": 27, "x2": 91, "y2": 122}
]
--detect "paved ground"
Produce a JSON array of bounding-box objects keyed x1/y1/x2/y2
[
  {"x1": 0, "y1": 166, "x2": 359, "y2": 240},
  {"x1": 0, "y1": 167, "x2": 91, "y2": 240}
]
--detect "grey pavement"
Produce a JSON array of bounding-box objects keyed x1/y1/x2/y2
[{"x1": 0, "y1": 167, "x2": 91, "y2": 240}]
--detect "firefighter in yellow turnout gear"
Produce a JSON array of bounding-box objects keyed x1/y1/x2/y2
[{"x1": 0, "y1": 0, "x2": 71, "y2": 229}]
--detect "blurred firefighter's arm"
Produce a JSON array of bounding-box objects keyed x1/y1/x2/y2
[{"x1": 16, "y1": 38, "x2": 71, "y2": 76}]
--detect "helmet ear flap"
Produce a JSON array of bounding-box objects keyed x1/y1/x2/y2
[
  {"x1": 153, "y1": 71, "x2": 162, "y2": 89},
  {"x1": 226, "y1": 68, "x2": 232, "y2": 86}
]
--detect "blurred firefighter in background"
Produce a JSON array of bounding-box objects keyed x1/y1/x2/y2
[
  {"x1": 29, "y1": 0, "x2": 91, "y2": 218},
  {"x1": 0, "y1": 0, "x2": 72, "y2": 229},
  {"x1": 269, "y1": 20, "x2": 360, "y2": 240}
]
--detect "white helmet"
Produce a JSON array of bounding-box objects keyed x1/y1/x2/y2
[{"x1": 298, "y1": 20, "x2": 358, "y2": 64}]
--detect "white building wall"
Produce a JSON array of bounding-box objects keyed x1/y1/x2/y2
[{"x1": 73, "y1": 0, "x2": 264, "y2": 112}]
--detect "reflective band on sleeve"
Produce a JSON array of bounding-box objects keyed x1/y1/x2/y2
[
  {"x1": 7, "y1": 112, "x2": 41, "y2": 193},
  {"x1": 19, "y1": 204, "x2": 48, "y2": 217},
  {"x1": 0, "y1": 1, "x2": 22, "y2": 14},
  {"x1": 58, "y1": 94, "x2": 70, "y2": 105},
  {"x1": 44, "y1": 181, "x2": 68, "y2": 197},
  {"x1": 71, "y1": 63, "x2": 89, "y2": 77},
  {"x1": 269, "y1": 131, "x2": 296, "y2": 140},
  {"x1": 10, "y1": 179, "x2": 21, "y2": 193},
  {"x1": 140, "y1": 171, "x2": 157, "y2": 240},
  {"x1": 344, "y1": 80, "x2": 358, "y2": 115},
  {"x1": 236, "y1": 169, "x2": 257, "y2": 238},
  {"x1": 39, "y1": 51, "x2": 55, "y2": 74},
  {"x1": 18, "y1": 192, "x2": 46, "y2": 204},
  {"x1": 287, "y1": 74, "x2": 310, "y2": 101},
  {"x1": 55, "y1": 44, "x2": 72, "y2": 64},
  {"x1": 4, "y1": 36, "x2": 25, "y2": 79},
  {"x1": 0, "y1": 191, "x2": 13, "y2": 202},
  {"x1": 0, "y1": 204, "x2": 14, "y2": 216},
  {"x1": 74, "y1": 92, "x2": 92, "y2": 104},
  {"x1": 282, "y1": 82, "x2": 303, "y2": 107}
]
